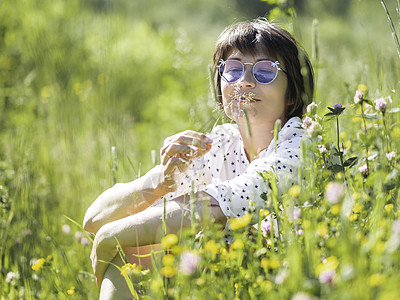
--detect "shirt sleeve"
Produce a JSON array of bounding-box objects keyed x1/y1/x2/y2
[{"x1": 203, "y1": 137, "x2": 302, "y2": 219}]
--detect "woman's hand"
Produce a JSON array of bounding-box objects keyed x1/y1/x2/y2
[
  {"x1": 160, "y1": 130, "x2": 212, "y2": 192},
  {"x1": 90, "y1": 224, "x2": 118, "y2": 288}
]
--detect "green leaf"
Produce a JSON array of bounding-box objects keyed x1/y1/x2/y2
[{"x1": 343, "y1": 157, "x2": 358, "y2": 167}]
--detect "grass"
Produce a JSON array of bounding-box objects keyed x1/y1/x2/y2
[{"x1": 0, "y1": 0, "x2": 399, "y2": 299}]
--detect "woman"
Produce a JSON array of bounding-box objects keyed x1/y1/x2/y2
[{"x1": 83, "y1": 18, "x2": 314, "y2": 299}]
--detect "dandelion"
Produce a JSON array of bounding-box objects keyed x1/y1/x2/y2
[
  {"x1": 205, "y1": 240, "x2": 219, "y2": 255},
  {"x1": 162, "y1": 254, "x2": 175, "y2": 266},
  {"x1": 375, "y1": 97, "x2": 387, "y2": 113},
  {"x1": 161, "y1": 233, "x2": 178, "y2": 249},
  {"x1": 349, "y1": 214, "x2": 358, "y2": 221},
  {"x1": 67, "y1": 287, "x2": 75, "y2": 295},
  {"x1": 354, "y1": 89, "x2": 364, "y2": 104},
  {"x1": 306, "y1": 102, "x2": 318, "y2": 114},
  {"x1": 368, "y1": 273, "x2": 385, "y2": 287},
  {"x1": 289, "y1": 185, "x2": 301, "y2": 197},
  {"x1": 325, "y1": 182, "x2": 344, "y2": 204},
  {"x1": 358, "y1": 164, "x2": 369, "y2": 176},
  {"x1": 31, "y1": 258, "x2": 45, "y2": 271},
  {"x1": 179, "y1": 251, "x2": 200, "y2": 276},
  {"x1": 231, "y1": 239, "x2": 244, "y2": 250},
  {"x1": 352, "y1": 203, "x2": 362, "y2": 213},
  {"x1": 386, "y1": 151, "x2": 395, "y2": 161},
  {"x1": 229, "y1": 213, "x2": 252, "y2": 230},
  {"x1": 161, "y1": 266, "x2": 176, "y2": 278},
  {"x1": 120, "y1": 263, "x2": 138, "y2": 277},
  {"x1": 62, "y1": 224, "x2": 71, "y2": 234},
  {"x1": 331, "y1": 204, "x2": 341, "y2": 215}
]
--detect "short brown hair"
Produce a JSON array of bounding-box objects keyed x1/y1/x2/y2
[{"x1": 212, "y1": 18, "x2": 314, "y2": 120}]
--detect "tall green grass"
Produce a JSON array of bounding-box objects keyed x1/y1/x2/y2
[{"x1": 0, "y1": 0, "x2": 399, "y2": 298}]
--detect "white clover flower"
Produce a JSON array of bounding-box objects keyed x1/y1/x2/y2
[
  {"x1": 302, "y1": 116, "x2": 313, "y2": 129},
  {"x1": 354, "y1": 89, "x2": 363, "y2": 104},
  {"x1": 386, "y1": 151, "x2": 395, "y2": 161},
  {"x1": 375, "y1": 97, "x2": 387, "y2": 113},
  {"x1": 306, "y1": 102, "x2": 318, "y2": 114},
  {"x1": 358, "y1": 164, "x2": 368, "y2": 175},
  {"x1": 318, "y1": 144, "x2": 327, "y2": 154},
  {"x1": 325, "y1": 182, "x2": 344, "y2": 204}
]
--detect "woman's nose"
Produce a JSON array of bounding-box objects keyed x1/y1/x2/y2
[{"x1": 238, "y1": 64, "x2": 256, "y2": 87}]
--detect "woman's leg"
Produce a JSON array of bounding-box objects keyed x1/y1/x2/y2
[{"x1": 99, "y1": 244, "x2": 162, "y2": 300}]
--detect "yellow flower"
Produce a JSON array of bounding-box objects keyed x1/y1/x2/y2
[
  {"x1": 352, "y1": 192, "x2": 360, "y2": 201},
  {"x1": 161, "y1": 234, "x2": 178, "y2": 249},
  {"x1": 353, "y1": 203, "x2": 362, "y2": 213},
  {"x1": 315, "y1": 256, "x2": 339, "y2": 275},
  {"x1": 161, "y1": 266, "x2": 176, "y2": 278},
  {"x1": 385, "y1": 204, "x2": 394, "y2": 213},
  {"x1": 357, "y1": 84, "x2": 368, "y2": 93},
  {"x1": 230, "y1": 214, "x2": 252, "y2": 230},
  {"x1": 32, "y1": 258, "x2": 45, "y2": 271},
  {"x1": 289, "y1": 185, "x2": 300, "y2": 197},
  {"x1": 349, "y1": 214, "x2": 358, "y2": 221},
  {"x1": 205, "y1": 240, "x2": 219, "y2": 255},
  {"x1": 317, "y1": 222, "x2": 328, "y2": 237},
  {"x1": 369, "y1": 273, "x2": 385, "y2": 287},
  {"x1": 162, "y1": 254, "x2": 175, "y2": 266},
  {"x1": 120, "y1": 263, "x2": 138, "y2": 277},
  {"x1": 67, "y1": 287, "x2": 75, "y2": 295},
  {"x1": 331, "y1": 204, "x2": 341, "y2": 215},
  {"x1": 260, "y1": 257, "x2": 279, "y2": 269},
  {"x1": 260, "y1": 209, "x2": 270, "y2": 218},
  {"x1": 231, "y1": 239, "x2": 244, "y2": 250},
  {"x1": 376, "y1": 241, "x2": 386, "y2": 254}
]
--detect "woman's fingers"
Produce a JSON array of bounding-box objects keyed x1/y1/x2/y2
[{"x1": 160, "y1": 130, "x2": 212, "y2": 159}]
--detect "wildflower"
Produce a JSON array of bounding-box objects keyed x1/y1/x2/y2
[
  {"x1": 275, "y1": 269, "x2": 289, "y2": 284},
  {"x1": 260, "y1": 257, "x2": 279, "y2": 269},
  {"x1": 318, "y1": 144, "x2": 327, "y2": 154},
  {"x1": 302, "y1": 116, "x2": 313, "y2": 129},
  {"x1": 306, "y1": 102, "x2": 318, "y2": 114},
  {"x1": 358, "y1": 164, "x2": 369, "y2": 176},
  {"x1": 385, "y1": 203, "x2": 394, "y2": 213},
  {"x1": 315, "y1": 256, "x2": 339, "y2": 275},
  {"x1": 317, "y1": 222, "x2": 328, "y2": 237},
  {"x1": 6, "y1": 272, "x2": 17, "y2": 283},
  {"x1": 292, "y1": 292, "x2": 314, "y2": 300},
  {"x1": 354, "y1": 90, "x2": 364, "y2": 104},
  {"x1": 162, "y1": 254, "x2": 175, "y2": 266},
  {"x1": 67, "y1": 287, "x2": 75, "y2": 295},
  {"x1": 368, "y1": 273, "x2": 385, "y2": 287},
  {"x1": 331, "y1": 204, "x2": 341, "y2": 215},
  {"x1": 349, "y1": 214, "x2": 358, "y2": 221},
  {"x1": 293, "y1": 207, "x2": 301, "y2": 220},
  {"x1": 352, "y1": 203, "x2": 362, "y2": 213},
  {"x1": 296, "y1": 229, "x2": 304, "y2": 235},
  {"x1": 62, "y1": 224, "x2": 71, "y2": 234},
  {"x1": 386, "y1": 151, "x2": 395, "y2": 161},
  {"x1": 75, "y1": 231, "x2": 83, "y2": 240},
  {"x1": 261, "y1": 219, "x2": 271, "y2": 236},
  {"x1": 80, "y1": 237, "x2": 89, "y2": 245},
  {"x1": 392, "y1": 220, "x2": 400, "y2": 236},
  {"x1": 231, "y1": 239, "x2": 244, "y2": 250},
  {"x1": 120, "y1": 263, "x2": 138, "y2": 277},
  {"x1": 31, "y1": 258, "x2": 45, "y2": 271},
  {"x1": 325, "y1": 182, "x2": 344, "y2": 204},
  {"x1": 161, "y1": 234, "x2": 178, "y2": 249},
  {"x1": 333, "y1": 103, "x2": 342, "y2": 110},
  {"x1": 289, "y1": 185, "x2": 301, "y2": 197},
  {"x1": 161, "y1": 266, "x2": 176, "y2": 278},
  {"x1": 179, "y1": 251, "x2": 200, "y2": 276},
  {"x1": 319, "y1": 270, "x2": 336, "y2": 284},
  {"x1": 259, "y1": 209, "x2": 270, "y2": 218},
  {"x1": 205, "y1": 240, "x2": 219, "y2": 255},
  {"x1": 229, "y1": 213, "x2": 252, "y2": 230},
  {"x1": 375, "y1": 97, "x2": 387, "y2": 113}
]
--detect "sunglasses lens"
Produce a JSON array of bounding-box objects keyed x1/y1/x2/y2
[
  {"x1": 254, "y1": 61, "x2": 278, "y2": 84},
  {"x1": 220, "y1": 60, "x2": 243, "y2": 83}
]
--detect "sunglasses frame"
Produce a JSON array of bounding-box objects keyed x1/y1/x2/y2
[{"x1": 217, "y1": 59, "x2": 286, "y2": 85}]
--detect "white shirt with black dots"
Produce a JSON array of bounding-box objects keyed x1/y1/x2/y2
[{"x1": 159, "y1": 116, "x2": 305, "y2": 220}]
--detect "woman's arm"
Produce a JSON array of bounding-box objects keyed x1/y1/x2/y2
[
  {"x1": 90, "y1": 191, "x2": 226, "y2": 287},
  {"x1": 83, "y1": 130, "x2": 213, "y2": 234}
]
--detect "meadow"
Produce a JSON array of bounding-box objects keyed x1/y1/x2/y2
[{"x1": 0, "y1": 0, "x2": 399, "y2": 299}]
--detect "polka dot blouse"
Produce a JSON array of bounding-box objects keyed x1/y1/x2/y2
[{"x1": 159, "y1": 116, "x2": 305, "y2": 219}]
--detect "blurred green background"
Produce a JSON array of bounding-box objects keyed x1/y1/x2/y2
[{"x1": 0, "y1": 0, "x2": 399, "y2": 298}]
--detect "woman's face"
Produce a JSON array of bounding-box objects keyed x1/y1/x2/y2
[{"x1": 221, "y1": 49, "x2": 288, "y2": 126}]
